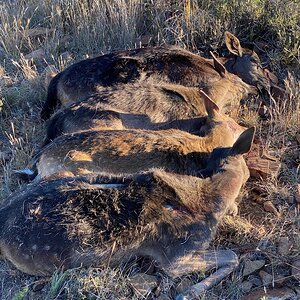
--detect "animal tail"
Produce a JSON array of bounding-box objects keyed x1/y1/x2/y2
[
  {"x1": 40, "y1": 72, "x2": 62, "y2": 121},
  {"x1": 13, "y1": 166, "x2": 38, "y2": 182}
]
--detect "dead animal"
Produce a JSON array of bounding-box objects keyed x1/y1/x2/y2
[
  {"x1": 19, "y1": 97, "x2": 246, "y2": 180},
  {"x1": 40, "y1": 31, "x2": 266, "y2": 120},
  {"x1": 42, "y1": 90, "x2": 245, "y2": 146},
  {"x1": 220, "y1": 32, "x2": 270, "y2": 90},
  {"x1": 0, "y1": 127, "x2": 255, "y2": 299}
]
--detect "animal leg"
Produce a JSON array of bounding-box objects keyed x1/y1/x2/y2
[{"x1": 166, "y1": 249, "x2": 238, "y2": 300}]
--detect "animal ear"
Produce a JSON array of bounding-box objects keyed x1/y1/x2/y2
[
  {"x1": 210, "y1": 51, "x2": 227, "y2": 77},
  {"x1": 199, "y1": 90, "x2": 220, "y2": 117},
  {"x1": 224, "y1": 31, "x2": 243, "y2": 57},
  {"x1": 231, "y1": 127, "x2": 255, "y2": 155}
]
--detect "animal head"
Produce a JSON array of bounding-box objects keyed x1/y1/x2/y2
[
  {"x1": 199, "y1": 90, "x2": 247, "y2": 144},
  {"x1": 205, "y1": 51, "x2": 258, "y2": 110},
  {"x1": 199, "y1": 126, "x2": 255, "y2": 182},
  {"x1": 224, "y1": 31, "x2": 270, "y2": 95}
]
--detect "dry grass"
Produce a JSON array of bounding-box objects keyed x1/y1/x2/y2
[{"x1": 0, "y1": 0, "x2": 299, "y2": 299}]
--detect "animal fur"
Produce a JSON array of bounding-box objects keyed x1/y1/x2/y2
[
  {"x1": 0, "y1": 128, "x2": 254, "y2": 299},
  {"x1": 42, "y1": 90, "x2": 244, "y2": 146},
  {"x1": 40, "y1": 31, "x2": 263, "y2": 119},
  {"x1": 25, "y1": 99, "x2": 246, "y2": 180}
]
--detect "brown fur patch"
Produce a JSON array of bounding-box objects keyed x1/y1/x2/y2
[{"x1": 66, "y1": 150, "x2": 93, "y2": 162}]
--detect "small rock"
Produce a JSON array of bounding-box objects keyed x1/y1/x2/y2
[
  {"x1": 243, "y1": 259, "x2": 265, "y2": 277},
  {"x1": 259, "y1": 270, "x2": 273, "y2": 287},
  {"x1": 24, "y1": 48, "x2": 45, "y2": 60},
  {"x1": 246, "y1": 144, "x2": 281, "y2": 179},
  {"x1": 241, "y1": 280, "x2": 253, "y2": 293},
  {"x1": 274, "y1": 274, "x2": 286, "y2": 286},
  {"x1": 277, "y1": 236, "x2": 292, "y2": 256},
  {"x1": 130, "y1": 273, "x2": 157, "y2": 297},
  {"x1": 263, "y1": 201, "x2": 280, "y2": 217},
  {"x1": 247, "y1": 274, "x2": 262, "y2": 286},
  {"x1": 241, "y1": 287, "x2": 296, "y2": 300},
  {"x1": 291, "y1": 259, "x2": 300, "y2": 280}
]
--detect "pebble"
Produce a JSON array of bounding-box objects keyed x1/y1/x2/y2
[
  {"x1": 277, "y1": 236, "x2": 292, "y2": 256},
  {"x1": 243, "y1": 259, "x2": 265, "y2": 277},
  {"x1": 241, "y1": 280, "x2": 253, "y2": 293},
  {"x1": 273, "y1": 274, "x2": 286, "y2": 286},
  {"x1": 241, "y1": 287, "x2": 296, "y2": 300},
  {"x1": 247, "y1": 274, "x2": 262, "y2": 286},
  {"x1": 259, "y1": 270, "x2": 273, "y2": 287}
]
